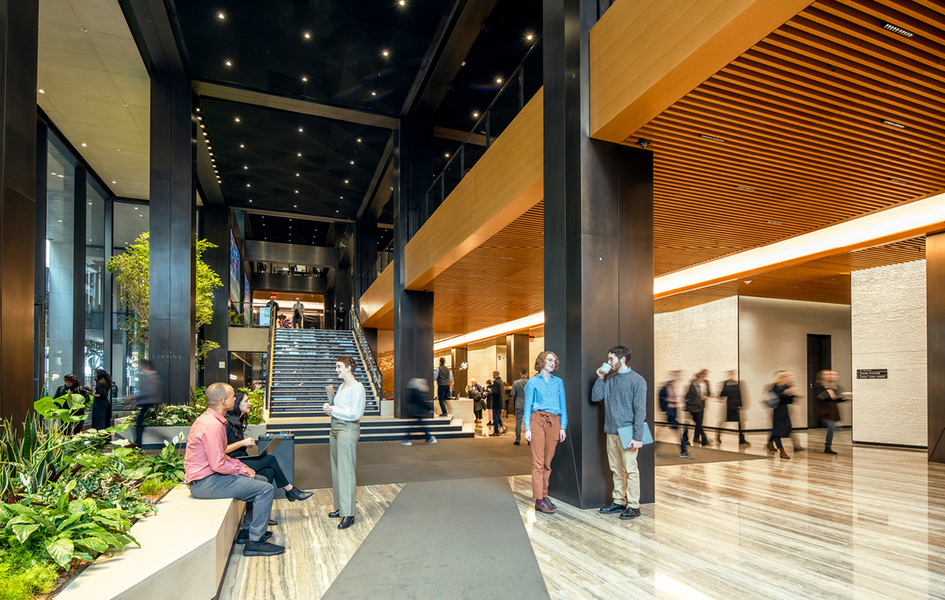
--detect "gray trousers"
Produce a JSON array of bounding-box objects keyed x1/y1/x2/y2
[
  {"x1": 330, "y1": 418, "x2": 360, "y2": 517},
  {"x1": 515, "y1": 406, "x2": 525, "y2": 442},
  {"x1": 190, "y1": 473, "x2": 274, "y2": 542}
]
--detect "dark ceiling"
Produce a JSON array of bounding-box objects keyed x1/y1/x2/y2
[
  {"x1": 245, "y1": 213, "x2": 393, "y2": 250},
  {"x1": 170, "y1": 0, "x2": 543, "y2": 245}
]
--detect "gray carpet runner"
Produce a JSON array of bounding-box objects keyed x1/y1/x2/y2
[{"x1": 321, "y1": 477, "x2": 549, "y2": 600}]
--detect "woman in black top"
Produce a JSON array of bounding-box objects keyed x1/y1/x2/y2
[
  {"x1": 91, "y1": 368, "x2": 112, "y2": 430},
  {"x1": 765, "y1": 371, "x2": 797, "y2": 459},
  {"x1": 224, "y1": 394, "x2": 312, "y2": 502}
]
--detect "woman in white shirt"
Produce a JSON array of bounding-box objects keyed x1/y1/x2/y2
[{"x1": 323, "y1": 355, "x2": 366, "y2": 530}]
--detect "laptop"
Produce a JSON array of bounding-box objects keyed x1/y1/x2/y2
[{"x1": 256, "y1": 437, "x2": 282, "y2": 457}]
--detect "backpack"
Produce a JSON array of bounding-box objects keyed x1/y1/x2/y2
[{"x1": 658, "y1": 384, "x2": 669, "y2": 412}]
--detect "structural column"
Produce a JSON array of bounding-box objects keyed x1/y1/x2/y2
[
  {"x1": 148, "y1": 69, "x2": 195, "y2": 405},
  {"x1": 0, "y1": 0, "x2": 38, "y2": 425},
  {"x1": 928, "y1": 231, "x2": 945, "y2": 462},
  {"x1": 201, "y1": 203, "x2": 229, "y2": 386},
  {"x1": 353, "y1": 218, "x2": 378, "y2": 309},
  {"x1": 543, "y1": 0, "x2": 655, "y2": 508},
  {"x1": 392, "y1": 117, "x2": 434, "y2": 418}
]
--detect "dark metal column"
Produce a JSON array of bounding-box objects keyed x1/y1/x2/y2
[
  {"x1": 201, "y1": 203, "x2": 229, "y2": 386},
  {"x1": 34, "y1": 121, "x2": 47, "y2": 401},
  {"x1": 0, "y1": 0, "x2": 38, "y2": 425},
  {"x1": 543, "y1": 0, "x2": 655, "y2": 508},
  {"x1": 148, "y1": 69, "x2": 195, "y2": 405},
  {"x1": 451, "y1": 346, "x2": 468, "y2": 398},
  {"x1": 928, "y1": 231, "x2": 945, "y2": 462},
  {"x1": 506, "y1": 333, "x2": 530, "y2": 383},
  {"x1": 73, "y1": 168, "x2": 87, "y2": 381},
  {"x1": 392, "y1": 117, "x2": 434, "y2": 418}
]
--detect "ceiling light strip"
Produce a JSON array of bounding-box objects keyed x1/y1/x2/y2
[
  {"x1": 653, "y1": 191, "x2": 945, "y2": 298},
  {"x1": 433, "y1": 312, "x2": 544, "y2": 352}
]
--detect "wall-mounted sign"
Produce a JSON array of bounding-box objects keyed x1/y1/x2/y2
[{"x1": 857, "y1": 369, "x2": 888, "y2": 379}]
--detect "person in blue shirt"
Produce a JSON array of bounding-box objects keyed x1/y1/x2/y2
[{"x1": 524, "y1": 351, "x2": 568, "y2": 515}]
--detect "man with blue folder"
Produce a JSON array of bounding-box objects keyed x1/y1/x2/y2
[{"x1": 591, "y1": 345, "x2": 647, "y2": 520}]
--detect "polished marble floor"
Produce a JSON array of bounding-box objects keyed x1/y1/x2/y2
[{"x1": 221, "y1": 429, "x2": 945, "y2": 599}]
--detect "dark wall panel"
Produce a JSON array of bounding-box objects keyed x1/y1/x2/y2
[{"x1": 928, "y1": 231, "x2": 945, "y2": 463}]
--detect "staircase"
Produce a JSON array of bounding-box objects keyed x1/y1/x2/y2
[
  {"x1": 265, "y1": 416, "x2": 473, "y2": 444},
  {"x1": 268, "y1": 329, "x2": 380, "y2": 418}
]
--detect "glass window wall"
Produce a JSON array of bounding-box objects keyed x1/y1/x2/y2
[
  {"x1": 111, "y1": 201, "x2": 149, "y2": 399},
  {"x1": 85, "y1": 182, "x2": 107, "y2": 381}
]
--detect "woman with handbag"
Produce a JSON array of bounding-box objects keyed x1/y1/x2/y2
[{"x1": 765, "y1": 371, "x2": 797, "y2": 459}]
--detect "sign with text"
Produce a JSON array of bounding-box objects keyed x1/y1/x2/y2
[{"x1": 857, "y1": 369, "x2": 888, "y2": 379}]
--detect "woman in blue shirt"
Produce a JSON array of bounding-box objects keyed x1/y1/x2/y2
[{"x1": 524, "y1": 351, "x2": 568, "y2": 514}]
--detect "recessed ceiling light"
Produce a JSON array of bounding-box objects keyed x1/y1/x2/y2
[
  {"x1": 240, "y1": 143, "x2": 245, "y2": 148},
  {"x1": 766, "y1": 220, "x2": 782, "y2": 225},
  {"x1": 217, "y1": 12, "x2": 225, "y2": 20},
  {"x1": 249, "y1": 199, "x2": 253, "y2": 203},
  {"x1": 295, "y1": 173, "x2": 300, "y2": 177},
  {"x1": 297, "y1": 152, "x2": 302, "y2": 157},
  {"x1": 301, "y1": 76, "x2": 308, "y2": 82},
  {"x1": 344, "y1": 179, "x2": 349, "y2": 184},
  {"x1": 444, "y1": 153, "x2": 450, "y2": 158},
  {"x1": 298, "y1": 127, "x2": 304, "y2": 133},
  {"x1": 881, "y1": 119, "x2": 906, "y2": 129},
  {"x1": 382, "y1": 50, "x2": 389, "y2": 57},
  {"x1": 246, "y1": 183, "x2": 251, "y2": 188},
  {"x1": 882, "y1": 22, "x2": 914, "y2": 38},
  {"x1": 525, "y1": 33, "x2": 534, "y2": 41},
  {"x1": 134, "y1": 206, "x2": 138, "y2": 210},
  {"x1": 295, "y1": 190, "x2": 299, "y2": 194},
  {"x1": 472, "y1": 111, "x2": 479, "y2": 118},
  {"x1": 889, "y1": 178, "x2": 909, "y2": 185},
  {"x1": 303, "y1": 32, "x2": 311, "y2": 39},
  {"x1": 293, "y1": 204, "x2": 297, "y2": 208},
  {"x1": 202, "y1": 131, "x2": 207, "y2": 136},
  {"x1": 340, "y1": 196, "x2": 344, "y2": 199},
  {"x1": 735, "y1": 185, "x2": 755, "y2": 191},
  {"x1": 196, "y1": 107, "x2": 201, "y2": 112},
  {"x1": 225, "y1": 60, "x2": 232, "y2": 67},
  {"x1": 495, "y1": 77, "x2": 503, "y2": 84},
  {"x1": 243, "y1": 165, "x2": 248, "y2": 170},
  {"x1": 699, "y1": 134, "x2": 725, "y2": 143},
  {"x1": 356, "y1": 138, "x2": 362, "y2": 143},
  {"x1": 234, "y1": 116, "x2": 240, "y2": 122},
  {"x1": 38, "y1": 88, "x2": 45, "y2": 94},
  {"x1": 112, "y1": 180, "x2": 116, "y2": 184},
  {"x1": 350, "y1": 160, "x2": 355, "y2": 165},
  {"x1": 81, "y1": 142, "x2": 87, "y2": 147},
  {"x1": 398, "y1": 0, "x2": 405, "y2": 5}
]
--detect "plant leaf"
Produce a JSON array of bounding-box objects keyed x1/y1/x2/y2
[{"x1": 46, "y1": 536, "x2": 75, "y2": 568}]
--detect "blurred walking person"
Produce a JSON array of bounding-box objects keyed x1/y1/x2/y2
[
  {"x1": 765, "y1": 371, "x2": 797, "y2": 459},
  {"x1": 659, "y1": 370, "x2": 690, "y2": 458},
  {"x1": 511, "y1": 369, "x2": 528, "y2": 445},
  {"x1": 685, "y1": 369, "x2": 711, "y2": 447},
  {"x1": 402, "y1": 378, "x2": 437, "y2": 446},
  {"x1": 91, "y1": 368, "x2": 112, "y2": 430},
  {"x1": 716, "y1": 370, "x2": 749, "y2": 447},
  {"x1": 814, "y1": 370, "x2": 845, "y2": 454}
]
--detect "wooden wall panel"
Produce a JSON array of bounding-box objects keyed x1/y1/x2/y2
[
  {"x1": 358, "y1": 262, "x2": 393, "y2": 327},
  {"x1": 589, "y1": 0, "x2": 814, "y2": 142}
]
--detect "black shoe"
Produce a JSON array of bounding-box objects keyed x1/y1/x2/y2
[
  {"x1": 739, "y1": 440, "x2": 751, "y2": 447},
  {"x1": 268, "y1": 518, "x2": 278, "y2": 526},
  {"x1": 487, "y1": 421, "x2": 493, "y2": 426},
  {"x1": 824, "y1": 447, "x2": 838, "y2": 454},
  {"x1": 338, "y1": 516, "x2": 356, "y2": 529},
  {"x1": 285, "y1": 487, "x2": 313, "y2": 502},
  {"x1": 795, "y1": 446, "x2": 806, "y2": 452},
  {"x1": 236, "y1": 530, "x2": 272, "y2": 545},
  {"x1": 701, "y1": 441, "x2": 709, "y2": 447},
  {"x1": 513, "y1": 441, "x2": 520, "y2": 445},
  {"x1": 243, "y1": 540, "x2": 285, "y2": 556},
  {"x1": 328, "y1": 509, "x2": 341, "y2": 518},
  {"x1": 619, "y1": 506, "x2": 642, "y2": 520},
  {"x1": 599, "y1": 502, "x2": 626, "y2": 514}
]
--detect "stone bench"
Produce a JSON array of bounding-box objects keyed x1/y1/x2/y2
[{"x1": 57, "y1": 486, "x2": 243, "y2": 600}]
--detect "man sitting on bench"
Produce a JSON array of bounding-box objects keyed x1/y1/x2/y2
[{"x1": 185, "y1": 382, "x2": 285, "y2": 556}]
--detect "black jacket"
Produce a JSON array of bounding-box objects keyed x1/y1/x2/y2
[
  {"x1": 770, "y1": 384, "x2": 795, "y2": 437},
  {"x1": 489, "y1": 378, "x2": 504, "y2": 410},
  {"x1": 685, "y1": 380, "x2": 710, "y2": 413}
]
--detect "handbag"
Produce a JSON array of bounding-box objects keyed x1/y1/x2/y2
[{"x1": 763, "y1": 390, "x2": 780, "y2": 409}]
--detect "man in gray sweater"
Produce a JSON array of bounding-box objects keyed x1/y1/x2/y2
[{"x1": 591, "y1": 345, "x2": 647, "y2": 520}]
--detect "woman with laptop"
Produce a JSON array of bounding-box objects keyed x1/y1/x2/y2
[{"x1": 225, "y1": 394, "x2": 312, "y2": 502}]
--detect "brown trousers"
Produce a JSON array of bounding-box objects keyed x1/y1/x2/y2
[{"x1": 530, "y1": 411, "x2": 560, "y2": 500}]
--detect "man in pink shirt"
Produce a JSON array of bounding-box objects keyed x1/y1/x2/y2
[{"x1": 185, "y1": 382, "x2": 284, "y2": 556}]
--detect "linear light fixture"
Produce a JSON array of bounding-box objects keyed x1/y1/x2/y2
[
  {"x1": 699, "y1": 134, "x2": 725, "y2": 143},
  {"x1": 654, "y1": 191, "x2": 945, "y2": 297},
  {"x1": 881, "y1": 119, "x2": 905, "y2": 129},
  {"x1": 433, "y1": 312, "x2": 544, "y2": 352},
  {"x1": 882, "y1": 22, "x2": 914, "y2": 38}
]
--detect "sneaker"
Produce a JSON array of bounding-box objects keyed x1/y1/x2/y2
[
  {"x1": 401, "y1": 440, "x2": 413, "y2": 446},
  {"x1": 243, "y1": 540, "x2": 285, "y2": 556},
  {"x1": 680, "y1": 452, "x2": 693, "y2": 459},
  {"x1": 619, "y1": 506, "x2": 642, "y2": 520},
  {"x1": 426, "y1": 436, "x2": 437, "y2": 444},
  {"x1": 599, "y1": 502, "x2": 625, "y2": 514},
  {"x1": 236, "y1": 530, "x2": 273, "y2": 545}
]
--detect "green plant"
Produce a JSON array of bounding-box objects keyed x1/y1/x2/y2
[
  {"x1": 143, "y1": 440, "x2": 185, "y2": 483},
  {"x1": 107, "y1": 232, "x2": 223, "y2": 358},
  {"x1": 0, "y1": 479, "x2": 137, "y2": 569},
  {"x1": 238, "y1": 387, "x2": 265, "y2": 424},
  {"x1": 138, "y1": 478, "x2": 178, "y2": 496},
  {"x1": 0, "y1": 544, "x2": 58, "y2": 600}
]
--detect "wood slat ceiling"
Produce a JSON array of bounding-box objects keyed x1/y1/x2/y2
[
  {"x1": 404, "y1": 0, "x2": 944, "y2": 336},
  {"x1": 635, "y1": 0, "x2": 945, "y2": 277}
]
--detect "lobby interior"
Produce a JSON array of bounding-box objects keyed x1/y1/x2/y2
[{"x1": 2, "y1": 0, "x2": 945, "y2": 598}]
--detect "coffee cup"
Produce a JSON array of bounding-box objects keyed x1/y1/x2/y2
[{"x1": 599, "y1": 362, "x2": 612, "y2": 374}]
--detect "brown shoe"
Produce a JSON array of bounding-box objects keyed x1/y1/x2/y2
[
  {"x1": 779, "y1": 448, "x2": 791, "y2": 459},
  {"x1": 765, "y1": 441, "x2": 776, "y2": 452},
  {"x1": 535, "y1": 498, "x2": 556, "y2": 514}
]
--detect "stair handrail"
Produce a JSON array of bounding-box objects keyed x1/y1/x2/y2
[
  {"x1": 264, "y1": 310, "x2": 277, "y2": 416},
  {"x1": 351, "y1": 311, "x2": 382, "y2": 401}
]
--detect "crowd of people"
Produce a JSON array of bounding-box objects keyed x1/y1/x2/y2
[{"x1": 658, "y1": 368, "x2": 848, "y2": 459}]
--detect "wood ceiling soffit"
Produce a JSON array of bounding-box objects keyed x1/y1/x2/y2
[
  {"x1": 359, "y1": 262, "x2": 394, "y2": 328},
  {"x1": 589, "y1": 0, "x2": 815, "y2": 142},
  {"x1": 403, "y1": 90, "x2": 544, "y2": 290}
]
